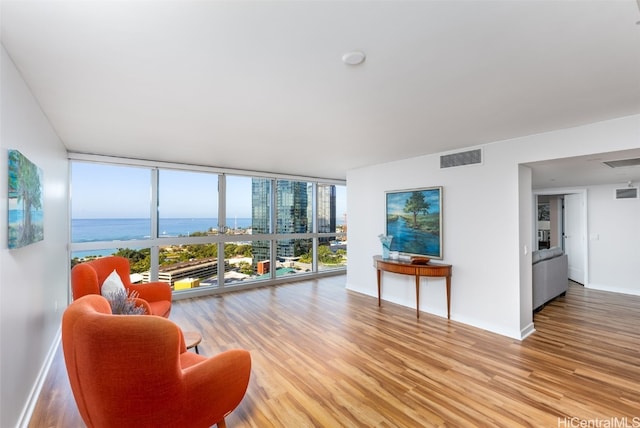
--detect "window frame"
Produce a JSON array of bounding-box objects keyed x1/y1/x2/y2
[{"x1": 69, "y1": 153, "x2": 346, "y2": 298}]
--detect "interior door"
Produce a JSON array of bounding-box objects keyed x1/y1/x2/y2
[{"x1": 563, "y1": 193, "x2": 585, "y2": 284}]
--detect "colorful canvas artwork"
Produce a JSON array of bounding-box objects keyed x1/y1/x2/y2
[
  {"x1": 8, "y1": 150, "x2": 44, "y2": 249},
  {"x1": 385, "y1": 186, "x2": 442, "y2": 259}
]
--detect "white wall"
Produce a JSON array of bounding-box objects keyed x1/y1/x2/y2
[
  {"x1": 587, "y1": 183, "x2": 640, "y2": 295},
  {"x1": 347, "y1": 114, "x2": 640, "y2": 340},
  {"x1": 347, "y1": 144, "x2": 524, "y2": 338},
  {"x1": 1, "y1": 46, "x2": 69, "y2": 427},
  {"x1": 518, "y1": 165, "x2": 534, "y2": 338}
]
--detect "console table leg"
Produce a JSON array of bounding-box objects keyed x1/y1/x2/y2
[
  {"x1": 446, "y1": 276, "x2": 451, "y2": 319},
  {"x1": 377, "y1": 269, "x2": 382, "y2": 307},
  {"x1": 415, "y1": 275, "x2": 420, "y2": 319}
]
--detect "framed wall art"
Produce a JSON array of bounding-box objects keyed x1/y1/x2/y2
[
  {"x1": 8, "y1": 149, "x2": 44, "y2": 249},
  {"x1": 385, "y1": 186, "x2": 442, "y2": 259}
]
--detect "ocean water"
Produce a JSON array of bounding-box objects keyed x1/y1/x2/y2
[
  {"x1": 71, "y1": 217, "x2": 345, "y2": 259},
  {"x1": 72, "y1": 218, "x2": 253, "y2": 243},
  {"x1": 71, "y1": 218, "x2": 252, "y2": 258}
]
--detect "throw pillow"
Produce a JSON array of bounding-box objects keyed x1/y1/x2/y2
[{"x1": 101, "y1": 269, "x2": 126, "y2": 297}]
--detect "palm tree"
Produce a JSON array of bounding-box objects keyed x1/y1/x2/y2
[{"x1": 8, "y1": 150, "x2": 42, "y2": 246}]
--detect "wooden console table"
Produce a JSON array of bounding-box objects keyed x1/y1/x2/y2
[{"x1": 373, "y1": 255, "x2": 452, "y2": 319}]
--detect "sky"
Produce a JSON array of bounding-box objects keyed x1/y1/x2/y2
[
  {"x1": 386, "y1": 188, "x2": 441, "y2": 215},
  {"x1": 71, "y1": 162, "x2": 347, "y2": 219}
]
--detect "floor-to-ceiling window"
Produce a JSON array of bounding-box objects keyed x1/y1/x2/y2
[
  {"x1": 70, "y1": 163, "x2": 152, "y2": 274},
  {"x1": 318, "y1": 182, "x2": 346, "y2": 272},
  {"x1": 70, "y1": 156, "x2": 347, "y2": 295}
]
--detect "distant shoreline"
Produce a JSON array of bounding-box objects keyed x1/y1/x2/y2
[{"x1": 71, "y1": 217, "x2": 345, "y2": 259}]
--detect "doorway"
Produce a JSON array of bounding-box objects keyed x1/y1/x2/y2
[
  {"x1": 563, "y1": 193, "x2": 585, "y2": 284},
  {"x1": 535, "y1": 190, "x2": 587, "y2": 286}
]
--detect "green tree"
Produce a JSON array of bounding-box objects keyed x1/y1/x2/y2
[
  {"x1": 114, "y1": 248, "x2": 149, "y2": 263},
  {"x1": 317, "y1": 245, "x2": 343, "y2": 265},
  {"x1": 114, "y1": 248, "x2": 151, "y2": 273},
  {"x1": 238, "y1": 261, "x2": 254, "y2": 275},
  {"x1": 186, "y1": 231, "x2": 208, "y2": 237},
  {"x1": 225, "y1": 243, "x2": 238, "y2": 259},
  {"x1": 299, "y1": 252, "x2": 312, "y2": 264},
  {"x1": 236, "y1": 244, "x2": 252, "y2": 257},
  {"x1": 403, "y1": 191, "x2": 430, "y2": 228}
]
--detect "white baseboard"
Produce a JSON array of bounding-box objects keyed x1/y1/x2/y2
[
  {"x1": 17, "y1": 328, "x2": 61, "y2": 428},
  {"x1": 520, "y1": 322, "x2": 536, "y2": 340},
  {"x1": 586, "y1": 282, "x2": 640, "y2": 297}
]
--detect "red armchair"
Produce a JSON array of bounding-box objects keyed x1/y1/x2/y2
[
  {"x1": 62, "y1": 294, "x2": 252, "y2": 428},
  {"x1": 71, "y1": 256, "x2": 172, "y2": 317}
]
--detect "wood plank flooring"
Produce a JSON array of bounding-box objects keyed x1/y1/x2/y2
[{"x1": 29, "y1": 277, "x2": 640, "y2": 427}]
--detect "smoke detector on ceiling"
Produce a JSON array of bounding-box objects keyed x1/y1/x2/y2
[{"x1": 342, "y1": 51, "x2": 366, "y2": 65}]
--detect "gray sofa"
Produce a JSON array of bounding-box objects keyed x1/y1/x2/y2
[{"x1": 532, "y1": 247, "x2": 568, "y2": 311}]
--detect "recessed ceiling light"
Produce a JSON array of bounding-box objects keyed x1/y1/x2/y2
[{"x1": 342, "y1": 51, "x2": 366, "y2": 65}]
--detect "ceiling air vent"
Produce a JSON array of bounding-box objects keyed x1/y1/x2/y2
[
  {"x1": 603, "y1": 158, "x2": 640, "y2": 168},
  {"x1": 615, "y1": 187, "x2": 638, "y2": 200},
  {"x1": 440, "y1": 148, "x2": 482, "y2": 169}
]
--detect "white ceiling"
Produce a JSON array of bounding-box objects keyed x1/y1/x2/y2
[
  {"x1": 527, "y1": 147, "x2": 640, "y2": 189},
  {"x1": 1, "y1": 0, "x2": 640, "y2": 183}
]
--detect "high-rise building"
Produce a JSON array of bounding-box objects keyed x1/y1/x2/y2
[
  {"x1": 251, "y1": 178, "x2": 271, "y2": 267},
  {"x1": 317, "y1": 184, "x2": 336, "y2": 235},
  {"x1": 276, "y1": 180, "x2": 311, "y2": 260},
  {"x1": 251, "y1": 179, "x2": 336, "y2": 272}
]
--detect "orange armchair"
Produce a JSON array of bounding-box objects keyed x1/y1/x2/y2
[
  {"x1": 71, "y1": 256, "x2": 172, "y2": 317},
  {"x1": 62, "y1": 294, "x2": 252, "y2": 428}
]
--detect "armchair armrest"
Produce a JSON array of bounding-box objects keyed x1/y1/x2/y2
[
  {"x1": 128, "y1": 280, "x2": 172, "y2": 303},
  {"x1": 182, "y1": 349, "x2": 252, "y2": 426},
  {"x1": 131, "y1": 297, "x2": 152, "y2": 315}
]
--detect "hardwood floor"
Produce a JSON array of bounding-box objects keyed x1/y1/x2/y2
[{"x1": 29, "y1": 277, "x2": 640, "y2": 427}]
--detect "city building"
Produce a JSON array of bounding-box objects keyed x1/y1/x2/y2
[
  {"x1": 250, "y1": 178, "x2": 271, "y2": 266},
  {"x1": 141, "y1": 258, "x2": 230, "y2": 287},
  {"x1": 252, "y1": 179, "x2": 335, "y2": 270},
  {"x1": 317, "y1": 183, "x2": 337, "y2": 245}
]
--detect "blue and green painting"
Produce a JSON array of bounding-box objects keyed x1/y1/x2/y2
[
  {"x1": 386, "y1": 187, "x2": 441, "y2": 258},
  {"x1": 8, "y1": 149, "x2": 44, "y2": 249}
]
